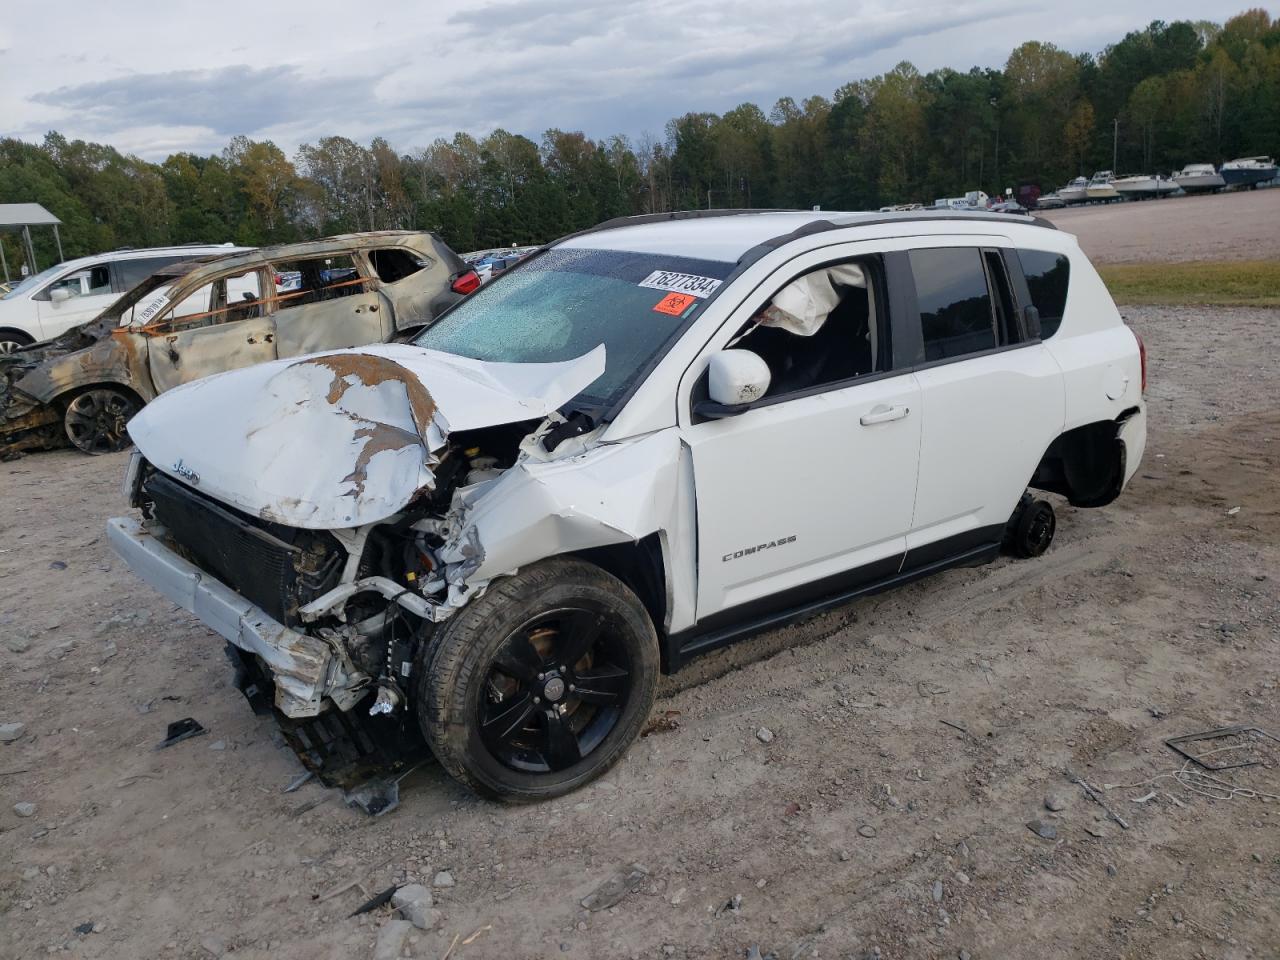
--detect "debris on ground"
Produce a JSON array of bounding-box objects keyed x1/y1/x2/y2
[
  {"x1": 0, "y1": 721, "x2": 25, "y2": 742},
  {"x1": 14, "y1": 802, "x2": 36, "y2": 817},
  {"x1": 372, "y1": 919, "x2": 412, "y2": 960},
  {"x1": 432, "y1": 870, "x2": 455, "y2": 889},
  {"x1": 350, "y1": 884, "x2": 399, "y2": 917},
  {"x1": 858, "y1": 824, "x2": 877, "y2": 838},
  {"x1": 642, "y1": 710, "x2": 682, "y2": 737},
  {"x1": 1044, "y1": 793, "x2": 1067, "y2": 812},
  {"x1": 756, "y1": 727, "x2": 775, "y2": 744},
  {"x1": 1026, "y1": 820, "x2": 1057, "y2": 841},
  {"x1": 581, "y1": 863, "x2": 648, "y2": 911},
  {"x1": 391, "y1": 883, "x2": 436, "y2": 929},
  {"x1": 156, "y1": 718, "x2": 205, "y2": 750}
]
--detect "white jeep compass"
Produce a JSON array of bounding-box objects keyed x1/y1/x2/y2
[{"x1": 109, "y1": 210, "x2": 1147, "y2": 803}]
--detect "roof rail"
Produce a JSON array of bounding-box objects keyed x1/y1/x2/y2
[{"x1": 547, "y1": 208, "x2": 801, "y2": 247}]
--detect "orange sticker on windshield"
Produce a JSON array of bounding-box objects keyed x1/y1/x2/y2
[{"x1": 653, "y1": 292, "x2": 697, "y2": 316}]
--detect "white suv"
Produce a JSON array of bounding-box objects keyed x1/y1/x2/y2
[
  {"x1": 108, "y1": 210, "x2": 1146, "y2": 803},
  {"x1": 0, "y1": 244, "x2": 245, "y2": 352}
]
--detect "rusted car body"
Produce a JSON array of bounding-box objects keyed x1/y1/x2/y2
[{"x1": 0, "y1": 231, "x2": 471, "y2": 455}]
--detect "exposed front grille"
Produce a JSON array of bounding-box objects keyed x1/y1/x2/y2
[{"x1": 144, "y1": 471, "x2": 343, "y2": 625}]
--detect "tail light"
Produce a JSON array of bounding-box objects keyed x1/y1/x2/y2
[
  {"x1": 1135, "y1": 330, "x2": 1147, "y2": 394},
  {"x1": 451, "y1": 270, "x2": 481, "y2": 295}
]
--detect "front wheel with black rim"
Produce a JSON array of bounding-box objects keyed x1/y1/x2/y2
[
  {"x1": 63, "y1": 387, "x2": 141, "y2": 454},
  {"x1": 419, "y1": 557, "x2": 659, "y2": 803}
]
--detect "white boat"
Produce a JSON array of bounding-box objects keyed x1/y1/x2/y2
[
  {"x1": 1085, "y1": 171, "x2": 1119, "y2": 201},
  {"x1": 1221, "y1": 156, "x2": 1278, "y2": 189},
  {"x1": 1173, "y1": 163, "x2": 1225, "y2": 193},
  {"x1": 1113, "y1": 174, "x2": 1179, "y2": 199},
  {"x1": 1058, "y1": 177, "x2": 1089, "y2": 204}
]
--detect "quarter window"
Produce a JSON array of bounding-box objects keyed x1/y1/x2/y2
[
  {"x1": 369, "y1": 248, "x2": 429, "y2": 283},
  {"x1": 909, "y1": 248, "x2": 996, "y2": 361},
  {"x1": 1017, "y1": 249, "x2": 1070, "y2": 338}
]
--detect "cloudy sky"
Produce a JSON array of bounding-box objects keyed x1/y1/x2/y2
[{"x1": 1, "y1": 0, "x2": 1272, "y2": 161}]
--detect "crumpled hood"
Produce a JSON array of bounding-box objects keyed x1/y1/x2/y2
[{"x1": 128, "y1": 343, "x2": 605, "y2": 529}]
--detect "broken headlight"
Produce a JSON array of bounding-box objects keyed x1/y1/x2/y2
[{"x1": 122, "y1": 450, "x2": 146, "y2": 508}]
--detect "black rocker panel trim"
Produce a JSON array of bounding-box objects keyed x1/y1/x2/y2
[{"x1": 665, "y1": 524, "x2": 1006, "y2": 672}]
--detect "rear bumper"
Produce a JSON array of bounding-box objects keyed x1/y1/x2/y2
[{"x1": 106, "y1": 516, "x2": 368, "y2": 717}]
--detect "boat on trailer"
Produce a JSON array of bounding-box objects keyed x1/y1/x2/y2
[
  {"x1": 1173, "y1": 163, "x2": 1225, "y2": 193},
  {"x1": 1113, "y1": 173, "x2": 1179, "y2": 199},
  {"x1": 1221, "y1": 156, "x2": 1277, "y2": 189},
  {"x1": 1058, "y1": 177, "x2": 1089, "y2": 204},
  {"x1": 1086, "y1": 171, "x2": 1119, "y2": 201}
]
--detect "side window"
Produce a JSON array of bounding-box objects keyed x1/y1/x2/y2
[
  {"x1": 270, "y1": 254, "x2": 367, "y2": 313},
  {"x1": 88, "y1": 265, "x2": 111, "y2": 295},
  {"x1": 727, "y1": 258, "x2": 884, "y2": 400},
  {"x1": 909, "y1": 248, "x2": 996, "y2": 361},
  {"x1": 368, "y1": 248, "x2": 430, "y2": 284},
  {"x1": 37, "y1": 264, "x2": 109, "y2": 301},
  {"x1": 1017, "y1": 249, "x2": 1070, "y2": 339},
  {"x1": 150, "y1": 270, "x2": 263, "y2": 332},
  {"x1": 43, "y1": 272, "x2": 87, "y2": 300}
]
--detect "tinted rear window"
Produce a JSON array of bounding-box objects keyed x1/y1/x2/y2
[
  {"x1": 909, "y1": 247, "x2": 996, "y2": 361},
  {"x1": 1017, "y1": 249, "x2": 1070, "y2": 338}
]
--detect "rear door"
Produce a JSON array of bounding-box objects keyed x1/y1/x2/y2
[
  {"x1": 898, "y1": 242, "x2": 1064, "y2": 558},
  {"x1": 146, "y1": 267, "x2": 275, "y2": 393},
  {"x1": 268, "y1": 253, "x2": 389, "y2": 357}
]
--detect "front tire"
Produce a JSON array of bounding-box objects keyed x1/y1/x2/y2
[
  {"x1": 62, "y1": 387, "x2": 140, "y2": 454},
  {"x1": 419, "y1": 557, "x2": 659, "y2": 803}
]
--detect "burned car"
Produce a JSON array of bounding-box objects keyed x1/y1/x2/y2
[
  {"x1": 108, "y1": 210, "x2": 1147, "y2": 803},
  {"x1": 0, "y1": 231, "x2": 475, "y2": 455}
]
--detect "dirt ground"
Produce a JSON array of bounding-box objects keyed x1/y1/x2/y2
[
  {"x1": 1037, "y1": 188, "x2": 1280, "y2": 264},
  {"x1": 2, "y1": 313, "x2": 1279, "y2": 954}
]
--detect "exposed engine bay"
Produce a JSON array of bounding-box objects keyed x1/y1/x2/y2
[{"x1": 130, "y1": 421, "x2": 540, "y2": 789}]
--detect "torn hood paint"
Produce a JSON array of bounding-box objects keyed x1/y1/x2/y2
[{"x1": 128, "y1": 343, "x2": 605, "y2": 529}]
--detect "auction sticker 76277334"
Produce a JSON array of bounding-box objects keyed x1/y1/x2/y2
[{"x1": 638, "y1": 270, "x2": 723, "y2": 298}]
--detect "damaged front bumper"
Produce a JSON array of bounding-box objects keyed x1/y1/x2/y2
[{"x1": 106, "y1": 516, "x2": 370, "y2": 717}]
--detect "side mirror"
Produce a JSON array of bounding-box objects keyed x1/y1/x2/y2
[
  {"x1": 49, "y1": 287, "x2": 72, "y2": 304},
  {"x1": 694, "y1": 349, "x2": 772, "y2": 420},
  {"x1": 1023, "y1": 304, "x2": 1042, "y2": 339}
]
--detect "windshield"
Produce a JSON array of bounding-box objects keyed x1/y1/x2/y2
[
  {"x1": 414, "y1": 247, "x2": 735, "y2": 408},
  {"x1": 1, "y1": 263, "x2": 65, "y2": 300}
]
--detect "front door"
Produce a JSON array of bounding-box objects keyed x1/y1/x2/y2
[
  {"x1": 35, "y1": 262, "x2": 115, "y2": 340},
  {"x1": 146, "y1": 269, "x2": 276, "y2": 393},
  {"x1": 267, "y1": 253, "x2": 389, "y2": 357},
  {"x1": 679, "y1": 250, "x2": 922, "y2": 622}
]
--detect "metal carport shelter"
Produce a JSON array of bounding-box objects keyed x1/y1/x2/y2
[{"x1": 0, "y1": 203, "x2": 64, "y2": 283}]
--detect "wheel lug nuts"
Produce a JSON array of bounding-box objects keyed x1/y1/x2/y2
[
  {"x1": 537, "y1": 673, "x2": 544, "y2": 680},
  {"x1": 533, "y1": 696, "x2": 540, "y2": 704},
  {"x1": 568, "y1": 684, "x2": 575, "y2": 692}
]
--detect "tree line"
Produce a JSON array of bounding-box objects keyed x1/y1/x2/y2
[{"x1": 2, "y1": 9, "x2": 1277, "y2": 271}]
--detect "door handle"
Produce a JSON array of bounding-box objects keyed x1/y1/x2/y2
[{"x1": 859, "y1": 404, "x2": 909, "y2": 426}]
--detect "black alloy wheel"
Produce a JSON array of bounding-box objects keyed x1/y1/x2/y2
[
  {"x1": 63, "y1": 388, "x2": 140, "y2": 454},
  {"x1": 1011, "y1": 497, "x2": 1056, "y2": 558},
  {"x1": 480, "y1": 606, "x2": 632, "y2": 773},
  {"x1": 419, "y1": 557, "x2": 659, "y2": 802}
]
